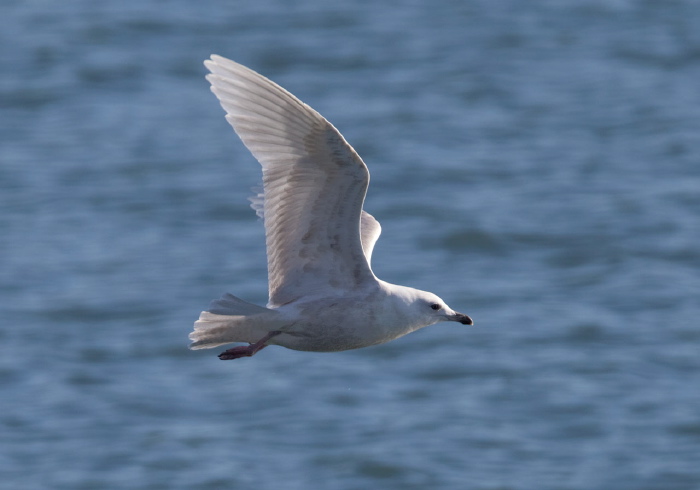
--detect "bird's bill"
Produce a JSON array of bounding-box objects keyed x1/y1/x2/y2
[{"x1": 448, "y1": 312, "x2": 474, "y2": 325}]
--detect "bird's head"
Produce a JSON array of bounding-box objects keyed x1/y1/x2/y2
[{"x1": 395, "y1": 287, "x2": 473, "y2": 329}]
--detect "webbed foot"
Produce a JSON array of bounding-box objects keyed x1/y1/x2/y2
[{"x1": 218, "y1": 331, "x2": 281, "y2": 360}]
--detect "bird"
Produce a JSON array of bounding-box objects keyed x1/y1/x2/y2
[{"x1": 189, "y1": 55, "x2": 473, "y2": 360}]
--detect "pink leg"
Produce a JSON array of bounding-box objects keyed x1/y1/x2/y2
[{"x1": 218, "y1": 331, "x2": 281, "y2": 360}]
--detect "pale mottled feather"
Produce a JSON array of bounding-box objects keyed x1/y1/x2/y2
[
  {"x1": 205, "y1": 55, "x2": 378, "y2": 307},
  {"x1": 250, "y1": 187, "x2": 381, "y2": 266}
]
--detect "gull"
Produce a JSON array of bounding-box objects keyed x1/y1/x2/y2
[{"x1": 189, "y1": 55, "x2": 473, "y2": 360}]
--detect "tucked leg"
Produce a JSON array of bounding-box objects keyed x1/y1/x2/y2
[{"x1": 218, "y1": 331, "x2": 281, "y2": 360}]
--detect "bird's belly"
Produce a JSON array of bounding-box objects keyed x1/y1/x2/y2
[
  {"x1": 271, "y1": 319, "x2": 407, "y2": 353},
  {"x1": 267, "y1": 292, "x2": 415, "y2": 352}
]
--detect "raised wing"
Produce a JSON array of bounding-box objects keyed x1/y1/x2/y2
[
  {"x1": 205, "y1": 55, "x2": 376, "y2": 307},
  {"x1": 249, "y1": 190, "x2": 381, "y2": 266}
]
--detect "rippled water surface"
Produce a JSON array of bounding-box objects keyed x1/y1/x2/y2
[{"x1": 2, "y1": 1, "x2": 700, "y2": 489}]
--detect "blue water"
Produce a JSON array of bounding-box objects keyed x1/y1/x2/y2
[{"x1": 2, "y1": 1, "x2": 700, "y2": 489}]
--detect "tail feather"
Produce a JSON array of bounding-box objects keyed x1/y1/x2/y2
[
  {"x1": 207, "y1": 292, "x2": 270, "y2": 315},
  {"x1": 189, "y1": 294, "x2": 280, "y2": 350}
]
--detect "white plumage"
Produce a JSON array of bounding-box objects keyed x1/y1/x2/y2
[{"x1": 189, "y1": 55, "x2": 472, "y2": 360}]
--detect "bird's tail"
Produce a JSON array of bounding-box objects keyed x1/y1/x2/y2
[{"x1": 188, "y1": 293, "x2": 281, "y2": 349}]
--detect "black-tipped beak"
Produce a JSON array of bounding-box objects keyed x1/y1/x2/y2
[{"x1": 449, "y1": 312, "x2": 474, "y2": 325}]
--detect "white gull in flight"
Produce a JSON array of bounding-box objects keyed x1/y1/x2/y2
[{"x1": 189, "y1": 55, "x2": 473, "y2": 360}]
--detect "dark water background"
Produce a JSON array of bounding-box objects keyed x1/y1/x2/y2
[{"x1": 2, "y1": 1, "x2": 700, "y2": 489}]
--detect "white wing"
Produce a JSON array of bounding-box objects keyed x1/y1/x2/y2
[
  {"x1": 250, "y1": 188, "x2": 382, "y2": 267},
  {"x1": 205, "y1": 55, "x2": 377, "y2": 307},
  {"x1": 359, "y1": 210, "x2": 381, "y2": 265}
]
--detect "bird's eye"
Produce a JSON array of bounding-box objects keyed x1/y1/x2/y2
[{"x1": 430, "y1": 303, "x2": 442, "y2": 311}]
